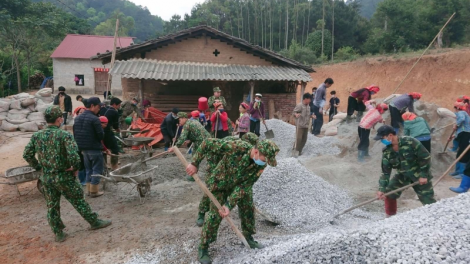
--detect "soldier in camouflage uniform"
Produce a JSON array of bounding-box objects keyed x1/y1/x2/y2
[
  {"x1": 195, "y1": 132, "x2": 259, "y2": 227},
  {"x1": 120, "y1": 97, "x2": 145, "y2": 128},
  {"x1": 374, "y1": 125, "x2": 436, "y2": 217},
  {"x1": 170, "y1": 112, "x2": 211, "y2": 182},
  {"x1": 207, "y1": 87, "x2": 227, "y2": 113},
  {"x1": 23, "y1": 106, "x2": 112, "y2": 242},
  {"x1": 186, "y1": 138, "x2": 278, "y2": 264}
]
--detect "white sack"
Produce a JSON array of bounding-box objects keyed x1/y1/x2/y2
[
  {"x1": 19, "y1": 122, "x2": 38, "y2": 132},
  {"x1": 27, "y1": 112, "x2": 45, "y2": 122},
  {"x1": 437, "y1": 108, "x2": 456, "y2": 119},
  {"x1": 1, "y1": 121, "x2": 18, "y2": 132},
  {"x1": 6, "y1": 118, "x2": 29, "y2": 124},
  {"x1": 324, "y1": 126, "x2": 338, "y2": 136},
  {"x1": 333, "y1": 113, "x2": 347, "y2": 120},
  {"x1": 20, "y1": 98, "x2": 36, "y2": 107},
  {"x1": 9, "y1": 100, "x2": 22, "y2": 110},
  {"x1": 36, "y1": 88, "x2": 52, "y2": 97}
]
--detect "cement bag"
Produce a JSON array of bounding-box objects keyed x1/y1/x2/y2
[
  {"x1": 325, "y1": 126, "x2": 338, "y2": 136},
  {"x1": 10, "y1": 108, "x2": 32, "y2": 115},
  {"x1": 20, "y1": 97, "x2": 36, "y2": 107},
  {"x1": 7, "y1": 111, "x2": 28, "y2": 120},
  {"x1": 6, "y1": 118, "x2": 29, "y2": 124},
  {"x1": 437, "y1": 108, "x2": 456, "y2": 119},
  {"x1": 0, "y1": 112, "x2": 7, "y2": 120},
  {"x1": 0, "y1": 100, "x2": 9, "y2": 112},
  {"x1": 328, "y1": 119, "x2": 343, "y2": 127},
  {"x1": 9, "y1": 100, "x2": 22, "y2": 110},
  {"x1": 14, "y1": 92, "x2": 30, "y2": 99},
  {"x1": 1, "y1": 121, "x2": 18, "y2": 132},
  {"x1": 35, "y1": 121, "x2": 46, "y2": 130},
  {"x1": 383, "y1": 94, "x2": 401, "y2": 104},
  {"x1": 19, "y1": 121, "x2": 38, "y2": 132},
  {"x1": 36, "y1": 88, "x2": 52, "y2": 97},
  {"x1": 333, "y1": 113, "x2": 347, "y2": 120},
  {"x1": 40, "y1": 96, "x2": 53, "y2": 104},
  {"x1": 27, "y1": 112, "x2": 45, "y2": 122}
]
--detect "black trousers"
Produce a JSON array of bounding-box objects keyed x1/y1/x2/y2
[
  {"x1": 250, "y1": 120, "x2": 261, "y2": 136},
  {"x1": 347, "y1": 96, "x2": 366, "y2": 116},
  {"x1": 456, "y1": 132, "x2": 470, "y2": 164},
  {"x1": 357, "y1": 127, "x2": 370, "y2": 151},
  {"x1": 390, "y1": 105, "x2": 404, "y2": 129},
  {"x1": 312, "y1": 105, "x2": 323, "y2": 135},
  {"x1": 329, "y1": 107, "x2": 337, "y2": 122},
  {"x1": 215, "y1": 130, "x2": 229, "y2": 139},
  {"x1": 62, "y1": 113, "x2": 68, "y2": 124},
  {"x1": 103, "y1": 131, "x2": 119, "y2": 165},
  {"x1": 419, "y1": 139, "x2": 431, "y2": 153},
  {"x1": 162, "y1": 133, "x2": 172, "y2": 148}
]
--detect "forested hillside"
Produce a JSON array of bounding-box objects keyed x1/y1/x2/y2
[{"x1": 348, "y1": 0, "x2": 384, "y2": 19}]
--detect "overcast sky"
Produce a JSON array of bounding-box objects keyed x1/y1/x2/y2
[{"x1": 129, "y1": 0, "x2": 203, "y2": 21}]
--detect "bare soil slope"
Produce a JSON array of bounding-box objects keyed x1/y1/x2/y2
[{"x1": 310, "y1": 48, "x2": 470, "y2": 111}]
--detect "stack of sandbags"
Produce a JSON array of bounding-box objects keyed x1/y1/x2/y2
[
  {"x1": 321, "y1": 112, "x2": 347, "y2": 136},
  {"x1": 1, "y1": 89, "x2": 53, "y2": 132},
  {"x1": 437, "y1": 108, "x2": 456, "y2": 119}
]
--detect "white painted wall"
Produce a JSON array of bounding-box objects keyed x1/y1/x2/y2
[{"x1": 52, "y1": 58, "x2": 122, "y2": 95}]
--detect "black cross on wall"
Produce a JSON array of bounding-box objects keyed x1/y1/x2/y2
[{"x1": 213, "y1": 49, "x2": 220, "y2": 57}]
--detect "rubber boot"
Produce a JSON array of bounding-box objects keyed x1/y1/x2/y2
[
  {"x1": 55, "y1": 232, "x2": 68, "y2": 242},
  {"x1": 346, "y1": 115, "x2": 352, "y2": 124},
  {"x1": 357, "y1": 150, "x2": 365, "y2": 163},
  {"x1": 89, "y1": 184, "x2": 104, "y2": 198},
  {"x1": 86, "y1": 183, "x2": 91, "y2": 196},
  {"x1": 393, "y1": 127, "x2": 399, "y2": 135},
  {"x1": 186, "y1": 175, "x2": 195, "y2": 182},
  {"x1": 364, "y1": 149, "x2": 371, "y2": 158},
  {"x1": 384, "y1": 197, "x2": 397, "y2": 217},
  {"x1": 450, "y1": 162, "x2": 464, "y2": 178},
  {"x1": 90, "y1": 219, "x2": 112, "y2": 230},
  {"x1": 449, "y1": 175, "x2": 470, "y2": 193},
  {"x1": 356, "y1": 111, "x2": 364, "y2": 122},
  {"x1": 164, "y1": 147, "x2": 168, "y2": 151},
  {"x1": 246, "y1": 235, "x2": 265, "y2": 249},
  {"x1": 198, "y1": 247, "x2": 212, "y2": 264},
  {"x1": 196, "y1": 212, "x2": 205, "y2": 227}
]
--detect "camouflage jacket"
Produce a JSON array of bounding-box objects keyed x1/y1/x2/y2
[
  {"x1": 23, "y1": 126, "x2": 81, "y2": 183},
  {"x1": 121, "y1": 101, "x2": 144, "y2": 119},
  {"x1": 191, "y1": 138, "x2": 265, "y2": 210},
  {"x1": 379, "y1": 136, "x2": 431, "y2": 192},
  {"x1": 208, "y1": 95, "x2": 227, "y2": 112},
  {"x1": 176, "y1": 120, "x2": 211, "y2": 149}
]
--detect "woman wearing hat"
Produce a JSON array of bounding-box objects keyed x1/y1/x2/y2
[
  {"x1": 402, "y1": 112, "x2": 431, "y2": 153},
  {"x1": 210, "y1": 101, "x2": 229, "y2": 138},
  {"x1": 249, "y1": 93, "x2": 265, "y2": 136},
  {"x1": 237, "y1": 102, "x2": 251, "y2": 137}
]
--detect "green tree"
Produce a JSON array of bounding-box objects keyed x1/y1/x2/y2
[
  {"x1": 305, "y1": 29, "x2": 332, "y2": 58},
  {"x1": 94, "y1": 10, "x2": 135, "y2": 36}
]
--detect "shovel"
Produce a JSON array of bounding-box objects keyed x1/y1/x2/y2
[
  {"x1": 254, "y1": 206, "x2": 279, "y2": 225},
  {"x1": 438, "y1": 128, "x2": 456, "y2": 155},
  {"x1": 258, "y1": 108, "x2": 274, "y2": 139},
  {"x1": 291, "y1": 121, "x2": 299, "y2": 157}
]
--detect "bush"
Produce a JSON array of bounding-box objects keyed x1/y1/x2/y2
[
  {"x1": 334, "y1": 46, "x2": 358, "y2": 61},
  {"x1": 279, "y1": 40, "x2": 318, "y2": 65},
  {"x1": 305, "y1": 30, "x2": 332, "y2": 58}
]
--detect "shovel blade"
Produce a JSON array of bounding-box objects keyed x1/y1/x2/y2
[{"x1": 265, "y1": 130, "x2": 275, "y2": 139}]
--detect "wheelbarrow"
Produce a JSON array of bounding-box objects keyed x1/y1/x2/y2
[
  {"x1": 94, "y1": 162, "x2": 159, "y2": 203},
  {"x1": 0, "y1": 166, "x2": 44, "y2": 196},
  {"x1": 123, "y1": 137, "x2": 155, "y2": 156}
]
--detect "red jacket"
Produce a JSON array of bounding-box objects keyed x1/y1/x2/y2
[{"x1": 211, "y1": 111, "x2": 228, "y2": 131}]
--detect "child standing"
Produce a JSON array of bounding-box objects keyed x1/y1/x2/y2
[
  {"x1": 327, "y1": 90, "x2": 340, "y2": 122},
  {"x1": 237, "y1": 102, "x2": 251, "y2": 138}
]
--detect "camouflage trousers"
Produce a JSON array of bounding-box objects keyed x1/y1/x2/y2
[
  {"x1": 386, "y1": 173, "x2": 436, "y2": 205},
  {"x1": 198, "y1": 155, "x2": 221, "y2": 214},
  {"x1": 43, "y1": 177, "x2": 98, "y2": 235},
  {"x1": 200, "y1": 189, "x2": 255, "y2": 248}
]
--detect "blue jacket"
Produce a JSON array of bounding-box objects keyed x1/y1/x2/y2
[
  {"x1": 456, "y1": 110, "x2": 470, "y2": 135},
  {"x1": 73, "y1": 110, "x2": 104, "y2": 151}
]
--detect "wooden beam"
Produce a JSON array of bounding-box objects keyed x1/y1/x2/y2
[{"x1": 249, "y1": 81, "x2": 255, "y2": 103}]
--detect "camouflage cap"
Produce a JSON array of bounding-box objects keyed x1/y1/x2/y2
[
  {"x1": 256, "y1": 139, "x2": 280, "y2": 167},
  {"x1": 44, "y1": 106, "x2": 63, "y2": 122},
  {"x1": 213, "y1": 87, "x2": 221, "y2": 92},
  {"x1": 241, "y1": 132, "x2": 259, "y2": 146},
  {"x1": 177, "y1": 112, "x2": 188, "y2": 118}
]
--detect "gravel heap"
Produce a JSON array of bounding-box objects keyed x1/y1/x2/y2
[
  {"x1": 253, "y1": 158, "x2": 355, "y2": 230},
  {"x1": 223, "y1": 193, "x2": 470, "y2": 264},
  {"x1": 260, "y1": 119, "x2": 340, "y2": 160}
]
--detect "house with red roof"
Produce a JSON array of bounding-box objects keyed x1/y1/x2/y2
[{"x1": 51, "y1": 34, "x2": 134, "y2": 95}]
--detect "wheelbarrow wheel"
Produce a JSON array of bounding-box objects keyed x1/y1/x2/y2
[
  {"x1": 37, "y1": 179, "x2": 44, "y2": 194},
  {"x1": 137, "y1": 178, "x2": 152, "y2": 197}
]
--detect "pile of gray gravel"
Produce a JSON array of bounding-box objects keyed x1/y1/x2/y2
[
  {"x1": 260, "y1": 119, "x2": 340, "y2": 160},
  {"x1": 222, "y1": 193, "x2": 470, "y2": 264},
  {"x1": 253, "y1": 158, "x2": 355, "y2": 230}
]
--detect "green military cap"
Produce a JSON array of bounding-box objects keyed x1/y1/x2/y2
[
  {"x1": 213, "y1": 87, "x2": 221, "y2": 92},
  {"x1": 256, "y1": 140, "x2": 280, "y2": 167},
  {"x1": 44, "y1": 106, "x2": 63, "y2": 121},
  {"x1": 177, "y1": 112, "x2": 188, "y2": 118},
  {"x1": 241, "y1": 132, "x2": 259, "y2": 146}
]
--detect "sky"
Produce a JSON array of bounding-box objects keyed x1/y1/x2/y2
[{"x1": 129, "y1": 0, "x2": 203, "y2": 21}]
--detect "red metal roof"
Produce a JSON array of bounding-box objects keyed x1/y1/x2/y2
[{"x1": 50, "y1": 34, "x2": 134, "y2": 59}]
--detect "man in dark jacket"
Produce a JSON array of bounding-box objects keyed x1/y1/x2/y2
[
  {"x1": 160, "y1": 108, "x2": 179, "y2": 151},
  {"x1": 73, "y1": 97, "x2": 105, "y2": 198},
  {"x1": 53, "y1": 86, "x2": 72, "y2": 124},
  {"x1": 99, "y1": 97, "x2": 122, "y2": 170}
]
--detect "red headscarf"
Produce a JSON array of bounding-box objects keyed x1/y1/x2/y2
[
  {"x1": 402, "y1": 112, "x2": 417, "y2": 121},
  {"x1": 409, "y1": 92, "x2": 422, "y2": 99},
  {"x1": 376, "y1": 103, "x2": 388, "y2": 114}
]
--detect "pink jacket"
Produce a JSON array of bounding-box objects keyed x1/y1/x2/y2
[{"x1": 238, "y1": 113, "x2": 250, "y2": 133}]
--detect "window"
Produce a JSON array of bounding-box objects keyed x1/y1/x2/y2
[{"x1": 75, "y1": 74, "x2": 84, "y2": 86}]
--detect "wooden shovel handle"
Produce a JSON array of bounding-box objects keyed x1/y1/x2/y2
[
  {"x1": 172, "y1": 147, "x2": 249, "y2": 248},
  {"x1": 434, "y1": 144, "x2": 470, "y2": 187}
]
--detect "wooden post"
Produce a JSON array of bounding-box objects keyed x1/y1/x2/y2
[
  {"x1": 106, "y1": 19, "x2": 120, "y2": 97},
  {"x1": 249, "y1": 81, "x2": 255, "y2": 103},
  {"x1": 301, "y1": 82, "x2": 306, "y2": 96},
  {"x1": 268, "y1": 99, "x2": 275, "y2": 119},
  {"x1": 139, "y1": 79, "x2": 144, "y2": 102},
  {"x1": 295, "y1": 82, "x2": 301, "y2": 104}
]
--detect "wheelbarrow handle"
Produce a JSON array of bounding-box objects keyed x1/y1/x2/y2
[{"x1": 92, "y1": 174, "x2": 113, "y2": 181}]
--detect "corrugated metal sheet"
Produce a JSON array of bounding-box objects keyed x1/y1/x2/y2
[
  {"x1": 50, "y1": 35, "x2": 134, "y2": 59},
  {"x1": 110, "y1": 59, "x2": 312, "y2": 82}
]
